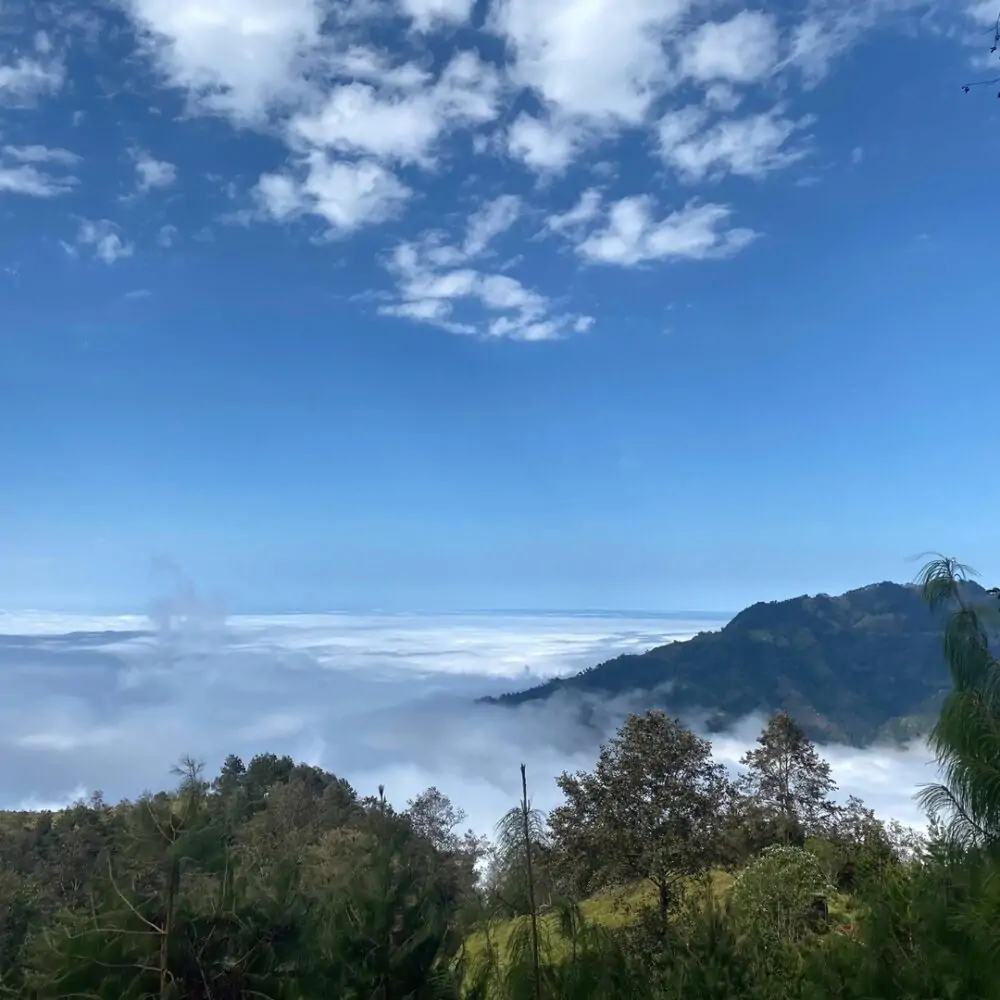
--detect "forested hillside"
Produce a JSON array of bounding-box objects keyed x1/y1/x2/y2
[
  {"x1": 489, "y1": 580, "x2": 989, "y2": 744},
  {"x1": 0, "y1": 711, "x2": 942, "y2": 999}
]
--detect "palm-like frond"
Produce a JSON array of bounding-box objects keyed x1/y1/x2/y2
[{"x1": 917, "y1": 556, "x2": 1000, "y2": 851}]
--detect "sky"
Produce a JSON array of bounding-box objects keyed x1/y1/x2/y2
[
  {"x1": 0, "y1": 600, "x2": 939, "y2": 836},
  {"x1": 2, "y1": 0, "x2": 1000, "y2": 613}
]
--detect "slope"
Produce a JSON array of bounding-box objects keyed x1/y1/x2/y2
[{"x1": 485, "y1": 581, "x2": 988, "y2": 745}]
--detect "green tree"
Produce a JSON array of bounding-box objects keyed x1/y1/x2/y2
[
  {"x1": 730, "y1": 844, "x2": 831, "y2": 943},
  {"x1": 549, "y1": 710, "x2": 731, "y2": 922},
  {"x1": 917, "y1": 556, "x2": 1000, "y2": 849},
  {"x1": 326, "y1": 785, "x2": 463, "y2": 1000},
  {"x1": 212, "y1": 753, "x2": 246, "y2": 798},
  {"x1": 406, "y1": 786, "x2": 486, "y2": 927},
  {"x1": 487, "y1": 767, "x2": 554, "y2": 920},
  {"x1": 739, "y1": 711, "x2": 837, "y2": 845}
]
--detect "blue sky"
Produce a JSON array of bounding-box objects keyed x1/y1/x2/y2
[{"x1": 1, "y1": 0, "x2": 999, "y2": 613}]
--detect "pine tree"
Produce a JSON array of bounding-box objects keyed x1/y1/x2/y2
[{"x1": 740, "y1": 711, "x2": 837, "y2": 844}]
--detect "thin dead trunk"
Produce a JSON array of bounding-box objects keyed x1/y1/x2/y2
[
  {"x1": 160, "y1": 858, "x2": 178, "y2": 1000},
  {"x1": 520, "y1": 763, "x2": 542, "y2": 1000}
]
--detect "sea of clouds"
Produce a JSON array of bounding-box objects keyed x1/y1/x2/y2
[{"x1": 0, "y1": 578, "x2": 941, "y2": 838}]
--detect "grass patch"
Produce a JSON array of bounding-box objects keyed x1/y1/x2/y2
[{"x1": 463, "y1": 871, "x2": 739, "y2": 968}]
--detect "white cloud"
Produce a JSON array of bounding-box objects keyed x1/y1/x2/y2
[
  {"x1": 157, "y1": 223, "x2": 179, "y2": 247},
  {"x1": 0, "y1": 141, "x2": 79, "y2": 197},
  {"x1": 0, "y1": 163, "x2": 77, "y2": 197},
  {"x1": 400, "y1": 0, "x2": 476, "y2": 31},
  {"x1": 491, "y1": 0, "x2": 688, "y2": 124},
  {"x1": 658, "y1": 107, "x2": 810, "y2": 182},
  {"x1": 131, "y1": 148, "x2": 178, "y2": 191},
  {"x1": 546, "y1": 187, "x2": 603, "y2": 234},
  {"x1": 382, "y1": 220, "x2": 593, "y2": 340},
  {"x1": 327, "y1": 46, "x2": 435, "y2": 91},
  {"x1": 289, "y1": 51, "x2": 501, "y2": 167},
  {"x1": 703, "y1": 82, "x2": 743, "y2": 112},
  {"x1": 0, "y1": 609, "x2": 938, "y2": 839},
  {"x1": 489, "y1": 1, "x2": 826, "y2": 176},
  {"x1": 680, "y1": 10, "x2": 780, "y2": 84},
  {"x1": 657, "y1": 105, "x2": 709, "y2": 152},
  {"x1": 574, "y1": 195, "x2": 757, "y2": 266},
  {"x1": 257, "y1": 154, "x2": 412, "y2": 236},
  {"x1": 463, "y1": 194, "x2": 522, "y2": 257},
  {"x1": 2, "y1": 144, "x2": 80, "y2": 165},
  {"x1": 506, "y1": 112, "x2": 587, "y2": 174},
  {"x1": 40, "y1": 0, "x2": 962, "y2": 339},
  {"x1": 0, "y1": 52, "x2": 64, "y2": 104},
  {"x1": 966, "y1": 0, "x2": 999, "y2": 25},
  {"x1": 120, "y1": 0, "x2": 328, "y2": 122},
  {"x1": 783, "y1": 0, "x2": 914, "y2": 86},
  {"x1": 66, "y1": 220, "x2": 135, "y2": 264}
]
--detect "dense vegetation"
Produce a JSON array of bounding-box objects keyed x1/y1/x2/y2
[
  {"x1": 489, "y1": 579, "x2": 990, "y2": 745},
  {"x1": 1, "y1": 557, "x2": 998, "y2": 999}
]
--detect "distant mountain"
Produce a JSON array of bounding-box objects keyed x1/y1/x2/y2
[{"x1": 485, "y1": 581, "x2": 990, "y2": 746}]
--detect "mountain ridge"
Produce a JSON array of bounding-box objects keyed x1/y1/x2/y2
[{"x1": 483, "y1": 579, "x2": 989, "y2": 746}]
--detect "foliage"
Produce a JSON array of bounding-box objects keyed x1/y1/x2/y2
[
  {"x1": 739, "y1": 712, "x2": 837, "y2": 844},
  {"x1": 916, "y1": 556, "x2": 1000, "y2": 850},
  {"x1": 730, "y1": 844, "x2": 832, "y2": 945},
  {"x1": 549, "y1": 711, "x2": 731, "y2": 920}
]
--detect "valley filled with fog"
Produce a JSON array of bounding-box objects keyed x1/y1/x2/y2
[{"x1": 0, "y1": 594, "x2": 939, "y2": 836}]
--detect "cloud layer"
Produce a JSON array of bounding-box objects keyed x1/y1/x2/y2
[{"x1": 0, "y1": 604, "x2": 939, "y2": 837}]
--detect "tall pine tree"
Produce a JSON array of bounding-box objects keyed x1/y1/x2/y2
[{"x1": 740, "y1": 712, "x2": 837, "y2": 844}]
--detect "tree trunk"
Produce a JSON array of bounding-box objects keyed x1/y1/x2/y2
[
  {"x1": 520, "y1": 764, "x2": 542, "y2": 1000},
  {"x1": 159, "y1": 859, "x2": 178, "y2": 1000},
  {"x1": 657, "y1": 879, "x2": 670, "y2": 926}
]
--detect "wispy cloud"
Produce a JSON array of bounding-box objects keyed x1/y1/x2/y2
[
  {"x1": 548, "y1": 191, "x2": 758, "y2": 267},
  {"x1": 657, "y1": 107, "x2": 812, "y2": 183},
  {"x1": 0, "y1": 144, "x2": 79, "y2": 197},
  {"x1": 130, "y1": 148, "x2": 177, "y2": 192},
  {"x1": 2, "y1": 144, "x2": 80, "y2": 166},
  {"x1": 379, "y1": 195, "x2": 592, "y2": 340},
  {"x1": 62, "y1": 219, "x2": 134, "y2": 264},
  {"x1": 679, "y1": 10, "x2": 781, "y2": 85},
  {"x1": 256, "y1": 155, "x2": 412, "y2": 236},
  {"x1": 156, "y1": 224, "x2": 179, "y2": 248},
  {"x1": 0, "y1": 42, "x2": 64, "y2": 106},
  {"x1": 0, "y1": 164, "x2": 76, "y2": 197}
]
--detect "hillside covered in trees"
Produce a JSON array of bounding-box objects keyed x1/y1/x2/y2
[
  {"x1": 488, "y1": 580, "x2": 989, "y2": 745},
  {"x1": 0, "y1": 706, "x2": 969, "y2": 999}
]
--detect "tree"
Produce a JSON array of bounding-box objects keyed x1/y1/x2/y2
[
  {"x1": 407, "y1": 787, "x2": 467, "y2": 854},
  {"x1": 740, "y1": 711, "x2": 837, "y2": 844},
  {"x1": 406, "y1": 786, "x2": 486, "y2": 925},
  {"x1": 212, "y1": 753, "x2": 246, "y2": 798},
  {"x1": 488, "y1": 766, "x2": 546, "y2": 1000},
  {"x1": 549, "y1": 710, "x2": 731, "y2": 923},
  {"x1": 327, "y1": 785, "x2": 463, "y2": 1000},
  {"x1": 487, "y1": 769, "x2": 554, "y2": 920},
  {"x1": 243, "y1": 753, "x2": 295, "y2": 806},
  {"x1": 916, "y1": 556, "x2": 1000, "y2": 849},
  {"x1": 730, "y1": 844, "x2": 832, "y2": 944}
]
